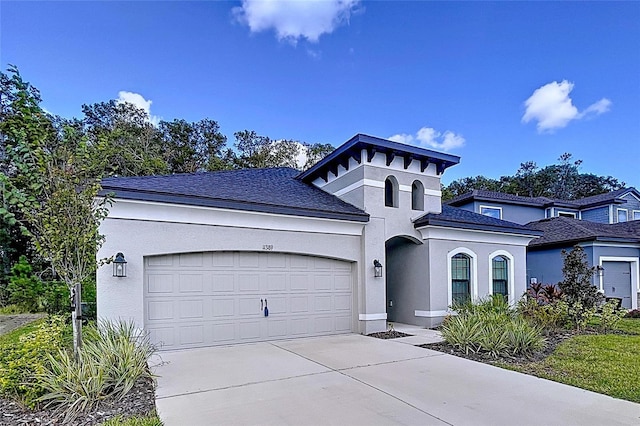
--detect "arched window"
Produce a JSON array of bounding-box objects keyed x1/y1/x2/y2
[
  {"x1": 492, "y1": 256, "x2": 508, "y2": 298},
  {"x1": 411, "y1": 180, "x2": 424, "y2": 211},
  {"x1": 385, "y1": 176, "x2": 398, "y2": 207},
  {"x1": 451, "y1": 253, "x2": 471, "y2": 305}
]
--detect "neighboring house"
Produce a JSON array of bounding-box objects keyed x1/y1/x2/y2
[
  {"x1": 449, "y1": 188, "x2": 640, "y2": 309},
  {"x1": 448, "y1": 188, "x2": 640, "y2": 224},
  {"x1": 97, "y1": 134, "x2": 539, "y2": 351}
]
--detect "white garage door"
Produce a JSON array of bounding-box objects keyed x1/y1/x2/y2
[{"x1": 144, "y1": 251, "x2": 354, "y2": 350}]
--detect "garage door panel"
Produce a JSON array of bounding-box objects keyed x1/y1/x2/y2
[
  {"x1": 238, "y1": 297, "x2": 262, "y2": 316},
  {"x1": 178, "y1": 324, "x2": 205, "y2": 345},
  {"x1": 147, "y1": 300, "x2": 174, "y2": 321},
  {"x1": 212, "y1": 273, "x2": 235, "y2": 292},
  {"x1": 335, "y1": 275, "x2": 351, "y2": 290},
  {"x1": 314, "y1": 275, "x2": 333, "y2": 290},
  {"x1": 212, "y1": 298, "x2": 235, "y2": 317},
  {"x1": 212, "y1": 252, "x2": 234, "y2": 268},
  {"x1": 179, "y1": 252, "x2": 203, "y2": 267},
  {"x1": 335, "y1": 294, "x2": 351, "y2": 311},
  {"x1": 290, "y1": 295, "x2": 309, "y2": 313},
  {"x1": 145, "y1": 252, "x2": 354, "y2": 350},
  {"x1": 148, "y1": 274, "x2": 174, "y2": 293},
  {"x1": 291, "y1": 274, "x2": 311, "y2": 290},
  {"x1": 212, "y1": 323, "x2": 236, "y2": 342},
  {"x1": 314, "y1": 295, "x2": 332, "y2": 311},
  {"x1": 179, "y1": 299, "x2": 204, "y2": 319},
  {"x1": 267, "y1": 319, "x2": 288, "y2": 337},
  {"x1": 267, "y1": 274, "x2": 287, "y2": 291},
  {"x1": 238, "y1": 274, "x2": 261, "y2": 291},
  {"x1": 178, "y1": 274, "x2": 204, "y2": 293},
  {"x1": 314, "y1": 317, "x2": 333, "y2": 333},
  {"x1": 239, "y1": 321, "x2": 261, "y2": 340},
  {"x1": 238, "y1": 253, "x2": 260, "y2": 268}
]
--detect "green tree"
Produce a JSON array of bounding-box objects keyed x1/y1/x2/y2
[
  {"x1": 302, "y1": 142, "x2": 334, "y2": 169},
  {"x1": 7, "y1": 255, "x2": 42, "y2": 312},
  {"x1": 0, "y1": 66, "x2": 110, "y2": 355},
  {"x1": 234, "y1": 130, "x2": 304, "y2": 169},
  {"x1": 558, "y1": 246, "x2": 603, "y2": 330}
]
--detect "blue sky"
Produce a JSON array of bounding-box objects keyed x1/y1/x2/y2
[{"x1": 2, "y1": 1, "x2": 639, "y2": 186}]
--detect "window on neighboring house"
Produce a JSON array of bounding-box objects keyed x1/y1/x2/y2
[
  {"x1": 558, "y1": 211, "x2": 576, "y2": 218},
  {"x1": 633, "y1": 210, "x2": 640, "y2": 221},
  {"x1": 451, "y1": 253, "x2": 471, "y2": 305},
  {"x1": 384, "y1": 176, "x2": 398, "y2": 207},
  {"x1": 617, "y1": 209, "x2": 628, "y2": 223},
  {"x1": 411, "y1": 180, "x2": 424, "y2": 211},
  {"x1": 492, "y1": 256, "x2": 508, "y2": 298},
  {"x1": 480, "y1": 206, "x2": 502, "y2": 219}
]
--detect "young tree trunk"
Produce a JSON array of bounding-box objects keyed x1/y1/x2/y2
[{"x1": 72, "y1": 281, "x2": 83, "y2": 358}]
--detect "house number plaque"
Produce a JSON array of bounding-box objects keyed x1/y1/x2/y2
[{"x1": 262, "y1": 244, "x2": 274, "y2": 251}]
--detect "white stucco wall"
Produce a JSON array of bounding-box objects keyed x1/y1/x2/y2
[{"x1": 97, "y1": 199, "x2": 381, "y2": 333}]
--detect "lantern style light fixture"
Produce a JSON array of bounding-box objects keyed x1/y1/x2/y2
[
  {"x1": 113, "y1": 252, "x2": 127, "y2": 277},
  {"x1": 373, "y1": 259, "x2": 383, "y2": 278},
  {"x1": 596, "y1": 265, "x2": 605, "y2": 277}
]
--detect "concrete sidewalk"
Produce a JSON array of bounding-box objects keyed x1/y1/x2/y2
[{"x1": 152, "y1": 334, "x2": 640, "y2": 425}]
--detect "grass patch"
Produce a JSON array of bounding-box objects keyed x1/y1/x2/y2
[
  {"x1": 0, "y1": 317, "x2": 45, "y2": 345},
  {"x1": 101, "y1": 412, "x2": 163, "y2": 426},
  {"x1": 512, "y1": 334, "x2": 640, "y2": 403},
  {"x1": 612, "y1": 318, "x2": 640, "y2": 335}
]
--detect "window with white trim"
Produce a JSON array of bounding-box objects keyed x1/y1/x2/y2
[
  {"x1": 617, "y1": 208, "x2": 628, "y2": 223},
  {"x1": 492, "y1": 256, "x2": 508, "y2": 298},
  {"x1": 557, "y1": 211, "x2": 576, "y2": 218},
  {"x1": 479, "y1": 206, "x2": 502, "y2": 219},
  {"x1": 633, "y1": 210, "x2": 640, "y2": 221},
  {"x1": 451, "y1": 253, "x2": 471, "y2": 305}
]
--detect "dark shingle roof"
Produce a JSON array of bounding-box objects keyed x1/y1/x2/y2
[
  {"x1": 447, "y1": 188, "x2": 640, "y2": 210},
  {"x1": 297, "y1": 133, "x2": 460, "y2": 183},
  {"x1": 101, "y1": 168, "x2": 369, "y2": 222},
  {"x1": 447, "y1": 190, "x2": 578, "y2": 208},
  {"x1": 575, "y1": 188, "x2": 637, "y2": 208},
  {"x1": 526, "y1": 217, "x2": 640, "y2": 249},
  {"x1": 413, "y1": 205, "x2": 542, "y2": 236}
]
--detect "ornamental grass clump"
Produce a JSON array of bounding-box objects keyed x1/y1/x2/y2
[
  {"x1": 442, "y1": 296, "x2": 545, "y2": 358},
  {"x1": 37, "y1": 319, "x2": 156, "y2": 420}
]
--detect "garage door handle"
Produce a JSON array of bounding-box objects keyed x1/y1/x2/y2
[{"x1": 261, "y1": 299, "x2": 263, "y2": 311}]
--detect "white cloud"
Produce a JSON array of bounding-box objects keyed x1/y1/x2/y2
[
  {"x1": 233, "y1": 0, "x2": 360, "y2": 44},
  {"x1": 117, "y1": 91, "x2": 160, "y2": 126},
  {"x1": 522, "y1": 80, "x2": 611, "y2": 133},
  {"x1": 389, "y1": 127, "x2": 465, "y2": 152}
]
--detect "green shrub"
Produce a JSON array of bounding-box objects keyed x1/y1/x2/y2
[
  {"x1": 6, "y1": 255, "x2": 43, "y2": 312},
  {"x1": 0, "y1": 303, "x2": 31, "y2": 314},
  {"x1": 37, "y1": 319, "x2": 156, "y2": 420},
  {"x1": 0, "y1": 315, "x2": 66, "y2": 406},
  {"x1": 625, "y1": 309, "x2": 640, "y2": 319},
  {"x1": 598, "y1": 300, "x2": 628, "y2": 332},
  {"x1": 41, "y1": 280, "x2": 69, "y2": 314},
  {"x1": 518, "y1": 297, "x2": 569, "y2": 333},
  {"x1": 442, "y1": 303, "x2": 545, "y2": 358}
]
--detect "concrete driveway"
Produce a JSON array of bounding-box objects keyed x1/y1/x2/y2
[{"x1": 152, "y1": 334, "x2": 640, "y2": 425}]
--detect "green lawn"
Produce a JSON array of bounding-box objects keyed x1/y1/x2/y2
[
  {"x1": 0, "y1": 318, "x2": 45, "y2": 345},
  {"x1": 510, "y1": 318, "x2": 640, "y2": 403}
]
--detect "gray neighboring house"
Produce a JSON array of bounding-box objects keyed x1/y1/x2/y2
[
  {"x1": 97, "y1": 134, "x2": 539, "y2": 351},
  {"x1": 449, "y1": 188, "x2": 640, "y2": 309}
]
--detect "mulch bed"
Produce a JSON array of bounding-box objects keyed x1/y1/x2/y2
[
  {"x1": 367, "y1": 330, "x2": 412, "y2": 339},
  {"x1": 0, "y1": 376, "x2": 157, "y2": 426}
]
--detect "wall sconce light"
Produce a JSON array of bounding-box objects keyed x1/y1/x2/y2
[
  {"x1": 113, "y1": 252, "x2": 127, "y2": 277},
  {"x1": 373, "y1": 259, "x2": 383, "y2": 278},
  {"x1": 596, "y1": 265, "x2": 605, "y2": 277}
]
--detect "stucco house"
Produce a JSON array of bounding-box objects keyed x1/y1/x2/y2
[
  {"x1": 97, "y1": 134, "x2": 540, "y2": 350},
  {"x1": 449, "y1": 188, "x2": 640, "y2": 309}
]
